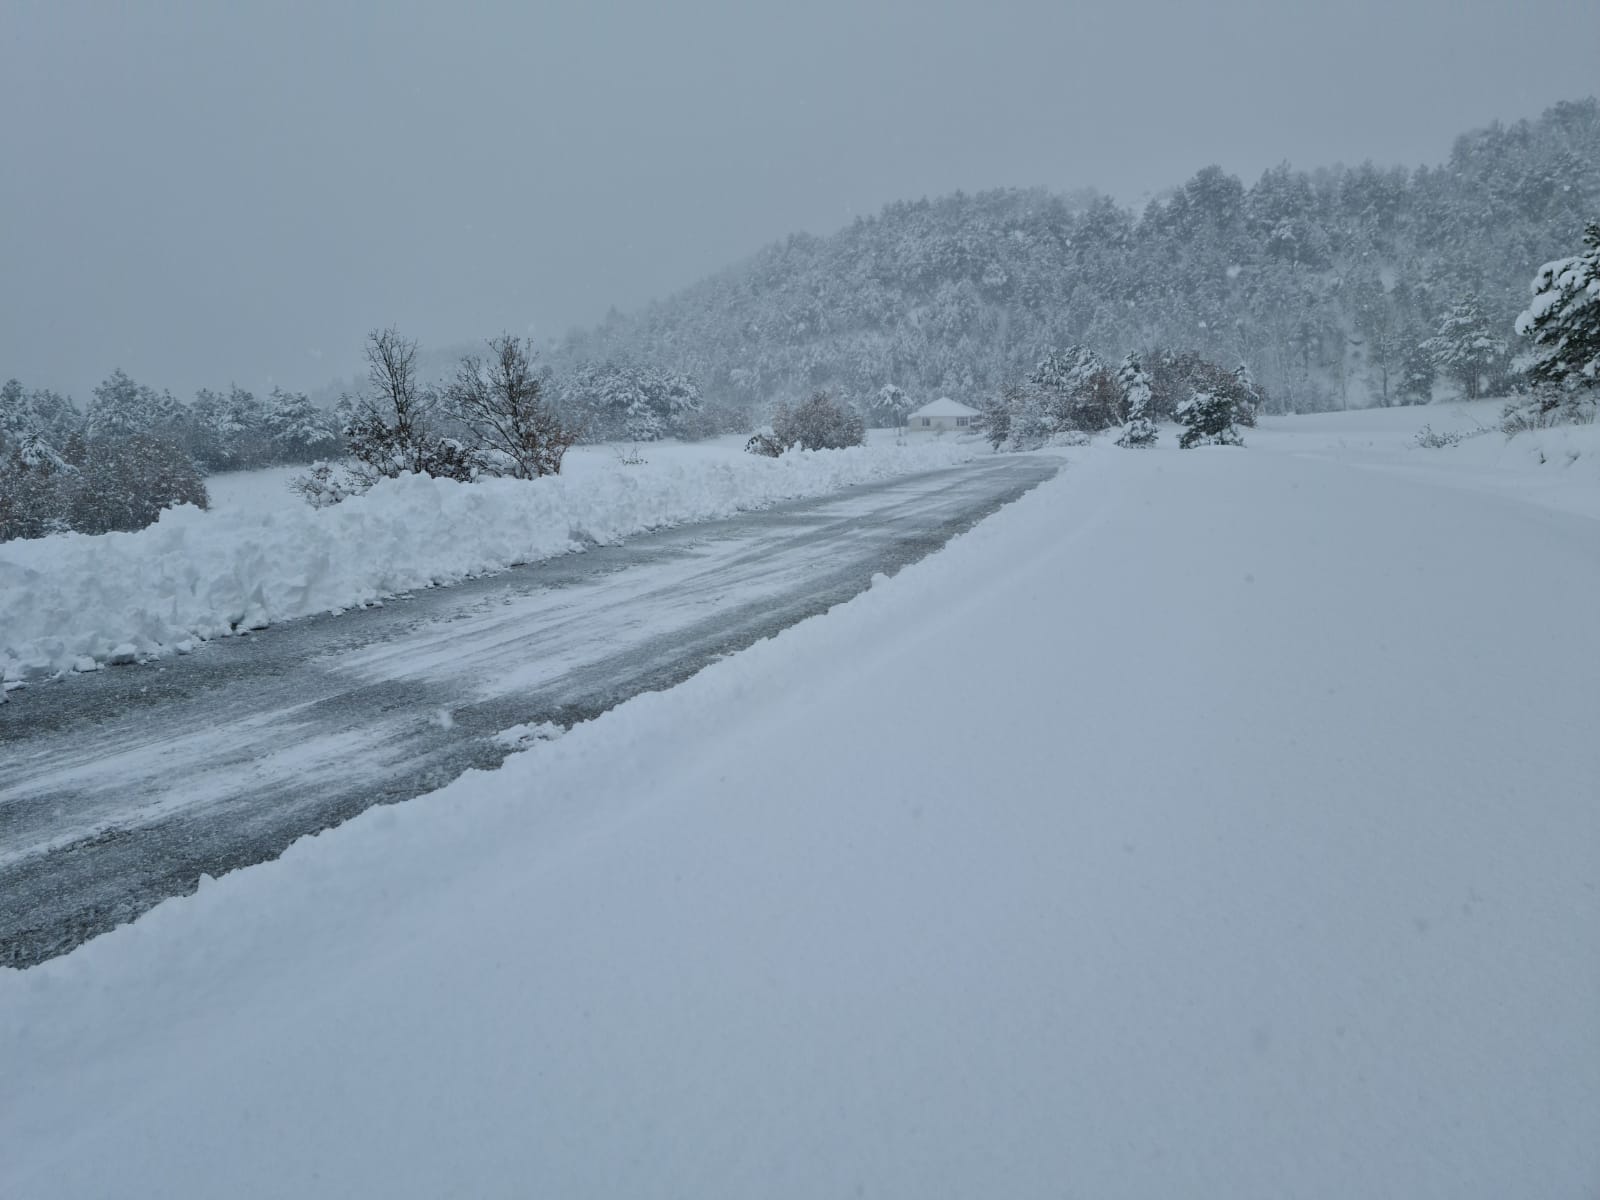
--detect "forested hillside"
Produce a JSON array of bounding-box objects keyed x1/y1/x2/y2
[{"x1": 552, "y1": 99, "x2": 1600, "y2": 416}]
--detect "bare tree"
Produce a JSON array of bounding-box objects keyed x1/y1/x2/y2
[
  {"x1": 343, "y1": 327, "x2": 475, "y2": 486},
  {"x1": 447, "y1": 335, "x2": 579, "y2": 478}
]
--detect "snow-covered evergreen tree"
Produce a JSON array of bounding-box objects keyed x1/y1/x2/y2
[
  {"x1": 873, "y1": 384, "x2": 912, "y2": 428},
  {"x1": 979, "y1": 390, "x2": 1012, "y2": 450},
  {"x1": 1515, "y1": 221, "x2": 1600, "y2": 394},
  {"x1": 1, "y1": 379, "x2": 80, "y2": 451},
  {"x1": 1115, "y1": 353, "x2": 1157, "y2": 447},
  {"x1": 1005, "y1": 382, "x2": 1053, "y2": 450},
  {"x1": 0, "y1": 433, "x2": 75, "y2": 541},
  {"x1": 1029, "y1": 346, "x2": 1118, "y2": 431},
  {"x1": 1231, "y1": 362, "x2": 1263, "y2": 427},
  {"x1": 1396, "y1": 342, "x2": 1437, "y2": 404},
  {"x1": 559, "y1": 362, "x2": 703, "y2": 442},
  {"x1": 1425, "y1": 296, "x2": 1507, "y2": 400},
  {"x1": 262, "y1": 388, "x2": 341, "y2": 461},
  {"x1": 67, "y1": 435, "x2": 209, "y2": 534},
  {"x1": 189, "y1": 384, "x2": 269, "y2": 469},
  {"x1": 1176, "y1": 390, "x2": 1244, "y2": 448},
  {"x1": 86, "y1": 370, "x2": 184, "y2": 441}
]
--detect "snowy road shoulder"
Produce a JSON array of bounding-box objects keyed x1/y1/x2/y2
[{"x1": 0, "y1": 437, "x2": 980, "y2": 682}]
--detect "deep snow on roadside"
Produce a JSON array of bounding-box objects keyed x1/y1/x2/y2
[
  {"x1": 1254, "y1": 398, "x2": 1600, "y2": 518},
  {"x1": 0, "y1": 435, "x2": 977, "y2": 681},
  {"x1": 3, "y1": 431, "x2": 1596, "y2": 1198}
]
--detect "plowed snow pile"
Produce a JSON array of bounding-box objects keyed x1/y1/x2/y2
[{"x1": 0, "y1": 438, "x2": 976, "y2": 680}]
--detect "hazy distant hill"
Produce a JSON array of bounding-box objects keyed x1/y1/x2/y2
[{"x1": 549, "y1": 98, "x2": 1600, "y2": 415}]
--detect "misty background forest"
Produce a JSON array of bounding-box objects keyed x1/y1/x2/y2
[
  {"x1": 3, "y1": 98, "x2": 1598, "y2": 540},
  {"x1": 550, "y1": 99, "x2": 1599, "y2": 416}
]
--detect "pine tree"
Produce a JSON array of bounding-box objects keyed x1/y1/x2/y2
[
  {"x1": 87, "y1": 369, "x2": 169, "y2": 440},
  {"x1": 1425, "y1": 295, "x2": 1506, "y2": 400},
  {"x1": 1005, "y1": 382, "x2": 1053, "y2": 450},
  {"x1": 63, "y1": 436, "x2": 208, "y2": 534},
  {"x1": 262, "y1": 388, "x2": 341, "y2": 462},
  {"x1": 978, "y1": 390, "x2": 1012, "y2": 450},
  {"x1": 1515, "y1": 221, "x2": 1600, "y2": 393},
  {"x1": 558, "y1": 362, "x2": 702, "y2": 443},
  {"x1": 189, "y1": 385, "x2": 269, "y2": 469},
  {"x1": 1231, "y1": 362, "x2": 1263, "y2": 426},
  {"x1": 1115, "y1": 353, "x2": 1158, "y2": 447},
  {"x1": 1176, "y1": 389, "x2": 1244, "y2": 448},
  {"x1": 0, "y1": 379, "x2": 27, "y2": 448},
  {"x1": 1397, "y1": 342, "x2": 1437, "y2": 405},
  {"x1": 873, "y1": 384, "x2": 912, "y2": 428},
  {"x1": 0, "y1": 436, "x2": 74, "y2": 541},
  {"x1": 1029, "y1": 346, "x2": 1114, "y2": 432}
]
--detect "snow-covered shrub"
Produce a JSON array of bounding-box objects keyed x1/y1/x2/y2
[
  {"x1": 291, "y1": 462, "x2": 364, "y2": 509},
  {"x1": 295, "y1": 328, "x2": 479, "y2": 506},
  {"x1": 771, "y1": 392, "x2": 865, "y2": 451},
  {"x1": 342, "y1": 407, "x2": 478, "y2": 488},
  {"x1": 1050, "y1": 430, "x2": 1092, "y2": 447},
  {"x1": 1413, "y1": 423, "x2": 1464, "y2": 449},
  {"x1": 744, "y1": 432, "x2": 786, "y2": 458},
  {"x1": 1176, "y1": 390, "x2": 1244, "y2": 448},
  {"x1": 447, "y1": 336, "x2": 579, "y2": 480},
  {"x1": 1500, "y1": 389, "x2": 1596, "y2": 435}
]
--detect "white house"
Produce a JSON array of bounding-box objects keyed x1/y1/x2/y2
[{"x1": 905, "y1": 397, "x2": 981, "y2": 432}]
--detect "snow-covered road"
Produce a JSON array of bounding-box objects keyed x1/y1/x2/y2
[
  {"x1": 0, "y1": 456, "x2": 1057, "y2": 966},
  {"x1": 3, "y1": 414, "x2": 1596, "y2": 1198}
]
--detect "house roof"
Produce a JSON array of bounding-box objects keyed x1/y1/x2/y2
[{"x1": 907, "y1": 397, "x2": 981, "y2": 418}]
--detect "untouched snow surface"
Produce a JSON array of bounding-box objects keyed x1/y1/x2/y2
[
  {"x1": 1254, "y1": 399, "x2": 1600, "y2": 519},
  {"x1": 0, "y1": 436, "x2": 975, "y2": 680},
  {"x1": 3, "y1": 412, "x2": 1597, "y2": 1198}
]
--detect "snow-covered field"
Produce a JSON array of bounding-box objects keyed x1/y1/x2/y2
[
  {"x1": 1254, "y1": 398, "x2": 1600, "y2": 519},
  {"x1": 0, "y1": 434, "x2": 976, "y2": 682},
  {"x1": 3, "y1": 405, "x2": 1596, "y2": 1197}
]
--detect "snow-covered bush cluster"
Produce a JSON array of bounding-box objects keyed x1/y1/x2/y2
[
  {"x1": 981, "y1": 346, "x2": 1259, "y2": 451},
  {"x1": 555, "y1": 360, "x2": 720, "y2": 443},
  {"x1": 1414, "y1": 423, "x2": 1467, "y2": 449},
  {"x1": 1, "y1": 368, "x2": 333, "y2": 542},
  {"x1": 747, "y1": 392, "x2": 866, "y2": 456},
  {"x1": 1, "y1": 430, "x2": 210, "y2": 542}
]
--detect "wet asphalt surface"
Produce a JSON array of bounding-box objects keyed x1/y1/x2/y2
[{"x1": 0, "y1": 456, "x2": 1058, "y2": 967}]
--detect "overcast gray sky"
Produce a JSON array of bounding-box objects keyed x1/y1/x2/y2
[{"x1": 3, "y1": 0, "x2": 1596, "y2": 401}]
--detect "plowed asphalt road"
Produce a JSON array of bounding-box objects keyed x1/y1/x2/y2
[{"x1": 1, "y1": 456, "x2": 1057, "y2": 966}]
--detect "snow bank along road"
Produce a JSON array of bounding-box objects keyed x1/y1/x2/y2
[{"x1": 0, "y1": 456, "x2": 1058, "y2": 967}]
